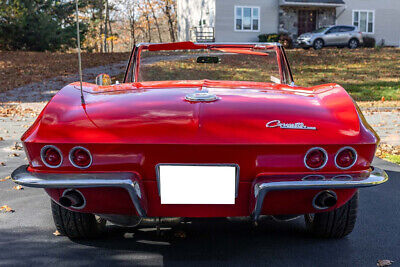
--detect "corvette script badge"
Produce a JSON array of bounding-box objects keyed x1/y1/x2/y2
[{"x1": 266, "y1": 120, "x2": 316, "y2": 130}]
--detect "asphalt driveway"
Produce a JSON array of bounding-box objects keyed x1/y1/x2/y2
[{"x1": 0, "y1": 155, "x2": 398, "y2": 266}]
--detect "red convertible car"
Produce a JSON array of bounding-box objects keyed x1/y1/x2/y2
[{"x1": 12, "y1": 42, "x2": 387, "y2": 239}]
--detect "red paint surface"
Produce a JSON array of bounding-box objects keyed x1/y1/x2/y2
[{"x1": 22, "y1": 43, "x2": 378, "y2": 217}]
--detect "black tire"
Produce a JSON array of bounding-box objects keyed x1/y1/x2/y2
[
  {"x1": 313, "y1": 39, "x2": 324, "y2": 50},
  {"x1": 348, "y1": 38, "x2": 359, "y2": 49},
  {"x1": 305, "y1": 191, "x2": 358, "y2": 238},
  {"x1": 51, "y1": 200, "x2": 106, "y2": 239}
]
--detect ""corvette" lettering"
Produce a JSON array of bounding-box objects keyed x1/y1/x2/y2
[{"x1": 266, "y1": 120, "x2": 316, "y2": 130}]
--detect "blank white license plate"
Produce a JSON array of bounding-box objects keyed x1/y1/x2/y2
[{"x1": 158, "y1": 165, "x2": 237, "y2": 204}]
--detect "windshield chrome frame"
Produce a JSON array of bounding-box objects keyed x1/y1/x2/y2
[{"x1": 124, "y1": 42, "x2": 294, "y2": 85}]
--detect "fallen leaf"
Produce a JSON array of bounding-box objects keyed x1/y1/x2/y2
[
  {"x1": 13, "y1": 185, "x2": 23, "y2": 190},
  {"x1": 53, "y1": 230, "x2": 62, "y2": 236},
  {"x1": 377, "y1": 259, "x2": 394, "y2": 267},
  {"x1": 0, "y1": 205, "x2": 15, "y2": 213},
  {"x1": 0, "y1": 162, "x2": 5, "y2": 166},
  {"x1": 0, "y1": 176, "x2": 10, "y2": 182},
  {"x1": 0, "y1": 137, "x2": 3, "y2": 141},
  {"x1": 10, "y1": 153, "x2": 20, "y2": 157},
  {"x1": 174, "y1": 230, "x2": 187, "y2": 239},
  {"x1": 12, "y1": 142, "x2": 23, "y2": 151}
]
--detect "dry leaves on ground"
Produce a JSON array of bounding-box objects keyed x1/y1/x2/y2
[
  {"x1": 0, "y1": 176, "x2": 10, "y2": 182},
  {"x1": 0, "y1": 162, "x2": 6, "y2": 166},
  {"x1": 53, "y1": 230, "x2": 62, "y2": 236},
  {"x1": 174, "y1": 230, "x2": 187, "y2": 239},
  {"x1": 0, "y1": 105, "x2": 39, "y2": 118},
  {"x1": 0, "y1": 51, "x2": 129, "y2": 93},
  {"x1": 9, "y1": 153, "x2": 20, "y2": 157},
  {"x1": 376, "y1": 144, "x2": 400, "y2": 156},
  {"x1": 377, "y1": 259, "x2": 394, "y2": 267},
  {"x1": 0, "y1": 137, "x2": 3, "y2": 141},
  {"x1": 0, "y1": 205, "x2": 15, "y2": 213},
  {"x1": 13, "y1": 185, "x2": 23, "y2": 190},
  {"x1": 11, "y1": 142, "x2": 23, "y2": 151}
]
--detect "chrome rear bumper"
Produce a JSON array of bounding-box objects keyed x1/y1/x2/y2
[
  {"x1": 252, "y1": 167, "x2": 388, "y2": 221},
  {"x1": 11, "y1": 165, "x2": 146, "y2": 217},
  {"x1": 11, "y1": 165, "x2": 388, "y2": 221}
]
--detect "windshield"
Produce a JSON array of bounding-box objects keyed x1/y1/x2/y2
[
  {"x1": 136, "y1": 46, "x2": 282, "y2": 84},
  {"x1": 312, "y1": 27, "x2": 328, "y2": 33}
]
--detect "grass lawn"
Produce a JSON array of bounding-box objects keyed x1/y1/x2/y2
[
  {"x1": 287, "y1": 48, "x2": 400, "y2": 101},
  {"x1": 125, "y1": 47, "x2": 400, "y2": 102}
]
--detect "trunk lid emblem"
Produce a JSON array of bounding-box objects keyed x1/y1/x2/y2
[
  {"x1": 266, "y1": 120, "x2": 317, "y2": 130},
  {"x1": 185, "y1": 90, "x2": 219, "y2": 102}
]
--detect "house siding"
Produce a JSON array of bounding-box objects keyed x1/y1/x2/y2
[
  {"x1": 177, "y1": 0, "x2": 216, "y2": 42},
  {"x1": 336, "y1": 0, "x2": 400, "y2": 46},
  {"x1": 215, "y1": 0, "x2": 279, "y2": 42}
]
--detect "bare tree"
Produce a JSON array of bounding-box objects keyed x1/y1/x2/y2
[
  {"x1": 104, "y1": 0, "x2": 109, "y2": 52},
  {"x1": 146, "y1": 0, "x2": 163, "y2": 42},
  {"x1": 99, "y1": 0, "x2": 104, "y2": 52},
  {"x1": 160, "y1": 0, "x2": 176, "y2": 42}
]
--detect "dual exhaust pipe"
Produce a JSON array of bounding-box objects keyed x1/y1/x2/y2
[
  {"x1": 59, "y1": 190, "x2": 85, "y2": 209},
  {"x1": 58, "y1": 189, "x2": 337, "y2": 213},
  {"x1": 313, "y1": 190, "x2": 338, "y2": 210}
]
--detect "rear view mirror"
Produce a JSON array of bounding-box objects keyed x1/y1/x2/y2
[
  {"x1": 95, "y1": 73, "x2": 111, "y2": 86},
  {"x1": 197, "y1": 56, "x2": 220, "y2": 64}
]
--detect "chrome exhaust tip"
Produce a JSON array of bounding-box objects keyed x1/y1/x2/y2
[
  {"x1": 313, "y1": 190, "x2": 337, "y2": 210},
  {"x1": 59, "y1": 189, "x2": 85, "y2": 209}
]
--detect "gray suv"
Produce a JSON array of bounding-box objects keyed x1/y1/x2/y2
[{"x1": 297, "y1": 25, "x2": 363, "y2": 50}]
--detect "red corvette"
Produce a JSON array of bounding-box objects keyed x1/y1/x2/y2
[{"x1": 12, "y1": 42, "x2": 387, "y2": 239}]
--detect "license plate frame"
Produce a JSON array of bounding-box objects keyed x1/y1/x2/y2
[{"x1": 156, "y1": 163, "x2": 239, "y2": 205}]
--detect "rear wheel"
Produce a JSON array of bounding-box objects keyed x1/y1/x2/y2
[
  {"x1": 313, "y1": 39, "x2": 324, "y2": 50},
  {"x1": 348, "y1": 38, "x2": 359, "y2": 49},
  {"x1": 305, "y1": 191, "x2": 358, "y2": 238},
  {"x1": 51, "y1": 200, "x2": 106, "y2": 239}
]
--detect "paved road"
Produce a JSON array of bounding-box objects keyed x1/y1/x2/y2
[{"x1": 0, "y1": 155, "x2": 399, "y2": 266}]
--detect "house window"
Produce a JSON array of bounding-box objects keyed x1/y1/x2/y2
[
  {"x1": 353, "y1": 10, "x2": 374, "y2": 33},
  {"x1": 235, "y1": 6, "x2": 260, "y2": 31}
]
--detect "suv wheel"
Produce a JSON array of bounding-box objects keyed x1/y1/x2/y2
[
  {"x1": 51, "y1": 200, "x2": 106, "y2": 239},
  {"x1": 313, "y1": 39, "x2": 324, "y2": 50},
  {"x1": 348, "y1": 39, "x2": 359, "y2": 49},
  {"x1": 305, "y1": 191, "x2": 358, "y2": 238}
]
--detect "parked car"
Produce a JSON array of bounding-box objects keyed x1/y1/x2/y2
[
  {"x1": 12, "y1": 42, "x2": 387, "y2": 240},
  {"x1": 297, "y1": 25, "x2": 363, "y2": 50}
]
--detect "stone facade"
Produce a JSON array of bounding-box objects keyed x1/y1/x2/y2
[{"x1": 279, "y1": 7, "x2": 336, "y2": 39}]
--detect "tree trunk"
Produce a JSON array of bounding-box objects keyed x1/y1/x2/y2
[
  {"x1": 129, "y1": 2, "x2": 136, "y2": 47},
  {"x1": 108, "y1": 18, "x2": 113, "y2": 52},
  {"x1": 147, "y1": 0, "x2": 163, "y2": 43},
  {"x1": 145, "y1": 13, "x2": 151, "y2": 43},
  {"x1": 164, "y1": 0, "x2": 176, "y2": 42},
  {"x1": 99, "y1": 0, "x2": 104, "y2": 52},
  {"x1": 104, "y1": 0, "x2": 109, "y2": 53}
]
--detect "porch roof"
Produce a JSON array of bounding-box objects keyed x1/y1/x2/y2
[{"x1": 280, "y1": 0, "x2": 345, "y2": 7}]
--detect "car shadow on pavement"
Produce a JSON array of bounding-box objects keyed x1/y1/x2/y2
[
  {"x1": 0, "y1": 217, "x2": 353, "y2": 266},
  {"x1": 75, "y1": 217, "x2": 353, "y2": 265}
]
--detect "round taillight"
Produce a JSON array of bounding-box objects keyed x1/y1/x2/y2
[
  {"x1": 41, "y1": 145, "x2": 63, "y2": 168},
  {"x1": 69, "y1": 147, "x2": 92, "y2": 169},
  {"x1": 304, "y1": 147, "x2": 328, "y2": 170},
  {"x1": 335, "y1": 147, "x2": 357, "y2": 169}
]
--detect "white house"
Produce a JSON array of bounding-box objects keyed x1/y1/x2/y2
[{"x1": 177, "y1": 0, "x2": 400, "y2": 46}]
